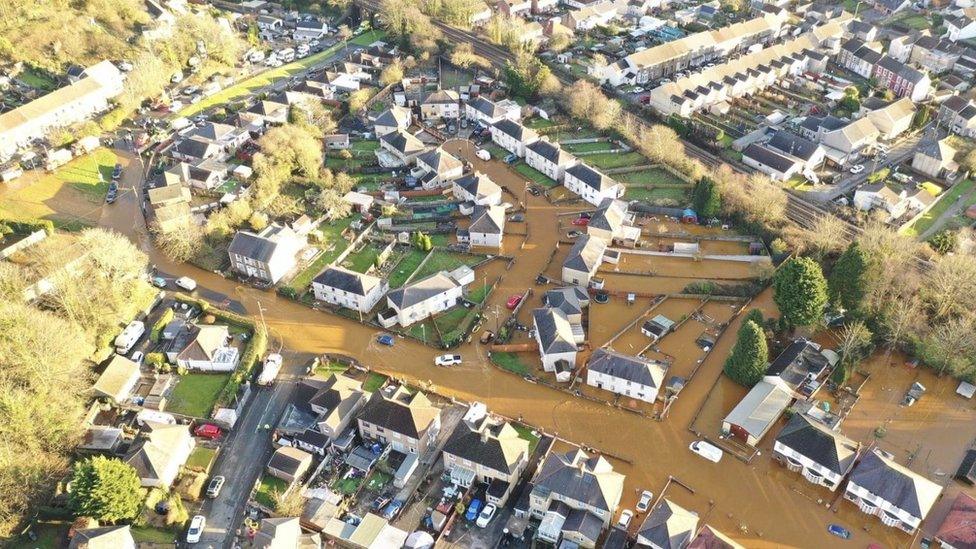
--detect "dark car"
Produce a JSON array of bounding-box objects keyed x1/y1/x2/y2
[
  {"x1": 105, "y1": 188, "x2": 118, "y2": 204},
  {"x1": 111, "y1": 163, "x2": 123, "y2": 179},
  {"x1": 527, "y1": 186, "x2": 541, "y2": 196},
  {"x1": 376, "y1": 333, "x2": 395, "y2": 346}
]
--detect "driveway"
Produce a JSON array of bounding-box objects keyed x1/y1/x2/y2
[{"x1": 806, "y1": 131, "x2": 923, "y2": 203}]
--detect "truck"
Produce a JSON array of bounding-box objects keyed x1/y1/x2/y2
[
  {"x1": 114, "y1": 320, "x2": 146, "y2": 355},
  {"x1": 257, "y1": 353, "x2": 283, "y2": 386},
  {"x1": 44, "y1": 149, "x2": 73, "y2": 171}
]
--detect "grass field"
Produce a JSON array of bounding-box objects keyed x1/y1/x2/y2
[
  {"x1": 891, "y1": 13, "x2": 930, "y2": 30},
  {"x1": 901, "y1": 179, "x2": 975, "y2": 237},
  {"x1": 513, "y1": 162, "x2": 556, "y2": 186},
  {"x1": 584, "y1": 151, "x2": 647, "y2": 170},
  {"x1": 493, "y1": 352, "x2": 531, "y2": 375},
  {"x1": 388, "y1": 248, "x2": 428, "y2": 288},
  {"x1": 624, "y1": 187, "x2": 688, "y2": 203},
  {"x1": 363, "y1": 372, "x2": 388, "y2": 392},
  {"x1": 186, "y1": 446, "x2": 217, "y2": 472},
  {"x1": 0, "y1": 148, "x2": 117, "y2": 229},
  {"x1": 167, "y1": 373, "x2": 230, "y2": 418},
  {"x1": 176, "y1": 30, "x2": 386, "y2": 118},
  {"x1": 616, "y1": 167, "x2": 688, "y2": 186},
  {"x1": 131, "y1": 526, "x2": 179, "y2": 544},
  {"x1": 562, "y1": 141, "x2": 615, "y2": 153},
  {"x1": 513, "y1": 423, "x2": 541, "y2": 453},
  {"x1": 19, "y1": 67, "x2": 58, "y2": 90},
  {"x1": 255, "y1": 474, "x2": 289, "y2": 508},
  {"x1": 524, "y1": 117, "x2": 557, "y2": 129},
  {"x1": 342, "y1": 242, "x2": 385, "y2": 273},
  {"x1": 411, "y1": 250, "x2": 483, "y2": 281}
]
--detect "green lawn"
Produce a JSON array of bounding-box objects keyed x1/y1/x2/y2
[
  {"x1": 524, "y1": 116, "x2": 557, "y2": 129},
  {"x1": 131, "y1": 526, "x2": 179, "y2": 544},
  {"x1": 433, "y1": 307, "x2": 475, "y2": 344},
  {"x1": 407, "y1": 320, "x2": 435, "y2": 343},
  {"x1": 493, "y1": 352, "x2": 531, "y2": 375},
  {"x1": 27, "y1": 521, "x2": 68, "y2": 549},
  {"x1": 176, "y1": 30, "x2": 386, "y2": 118},
  {"x1": 365, "y1": 470, "x2": 392, "y2": 491},
  {"x1": 616, "y1": 167, "x2": 688, "y2": 186},
  {"x1": 342, "y1": 242, "x2": 384, "y2": 273},
  {"x1": 315, "y1": 360, "x2": 350, "y2": 377},
  {"x1": 624, "y1": 186, "x2": 689, "y2": 203},
  {"x1": 285, "y1": 216, "x2": 356, "y2": 292},
  {"x1": 167, "y1": 373, "x2": 231, "y2": 418},
  {"x1": 363, "y1": 372, "x2": 388, "y2": 392},
  {"x1": 512, "y1": 423, "x2": 541, "y2": 453},
  {"x1": 513, "y1": 162, "x2": 557, "y2": 187},
  {"x1": 186, "y1": 446, "x2": 217, "y2": 472},
  {"x1": 891, "y1": 13, "x2": 930, "y2": 30},
  {"x1": 19, "y1": 67, "x2": 57, "y2": 90},
  {"x1": 469, "y1": 283, "x2": 491, "y2": 304},
  {"x1": 430, "y1": 233, "x2": 451, "y2": 247},
  {"x1": 411, "y1": 250, "x2": 483, "y2": 281},
  {"x1": 332, "y1": 476, "x2": 363, "y2": 495},
  {"x1": 255, "y1": 474, "x2": 289, "y2": 508},
  {"x1": 351, "y1": 140, "x2": 380, "y2": 152},
  {"x1": 901, "y1": 179, "x2": 975, "y2": 237},
  {"x1": 562, "y1": 141, "x2": 614, "y2": 153},
  {"x1": 388, "y1": 248, "x2": 428, "y2": 288},
  {"x1": 584, "y1": 152, "x2": 647, "y2": 170}
]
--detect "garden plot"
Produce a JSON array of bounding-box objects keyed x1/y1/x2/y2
[
  {"x1": 654, "y1": 301, "x2": 737, "y2": 380},
  {"x1": 606, "y1": 253, "x2": 764, "y2": 280},
  {"x1": 604, "y1": 297, "x2": 704, "y2": 355},
  {"x1": 641, "y1": 236, "x2": 754, "y2": 256}
]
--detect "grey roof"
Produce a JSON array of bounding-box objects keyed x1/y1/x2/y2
[
  {"x1": 563, "y1": 235, "x2": 607, "y2": 273},
  {"x1": 532, "y1": 449, "x2": 624, "y2": 512},
  {"x1": 544, "y1": 287, "x2": 583, "y2": 317},
  {"x1": 470, "y1": 205, "x2": 505, "y2": 235},
  {"x1": 766, "y1": 339, "x2": 830, "y2": 390},
  {"x1": 767, "y1": 131, "x2": 820, "y2": 162},
  {"x1": 527, "y1": 139, "x2": 574, "y2": 164},
  {"x1": 314, "y1": 267, "x2": 383, "y2": 296},
  {"x1": 228, "y1": 231, "x2": 278, "y2": 263},
  {"x1": 468, "y1": 96, "x2": 504, "y2": 117},
  {"x1": 800, "y1": 115, "x2": 846, "y2": 133},
  {"x1": 454, "y1": 172, "x2": 501, "y2": 199},
  {"x1": 417, "y1": 148, "x2": 462, "y2": 173},
  {"x1": 533, "y1": 308, "x2": 577, "y2": 354},
  {"x1": 637, "y1": 499, "x2": 700, "y2": 549},
  {"x1": 742, "y1": 144, "x2": 800, "y2": 174},
  {"x1": 268, "y1": 446, "x2": 312, "y2": 476},
  {"x1": 850, "y1": 449, "x2": 942, "y2": 519},
  {"x1": 380, "y1": 130, "x2": 425, "y2": 155},
  {"x1": 189, "y1": 122, "x2": 237, "y2": 142},
  {"x1": 387, "y1": 271, "x2": 461, "y2": 309},
  {"x1": 589, "y1": 348, "x2": 665, "y2": 388},
  {"x1": 358, "y1": 386, "x2": 440, "y2": 439},
  {"x1": 589, "y1": 198, "x2": 628, "y2": 233},
  {"x1": 442, "y1": 419, "x2": 528, "y2": 475},
  {"x1": 566, "y1": 163, "x2": 616, "y2": 191},
  {"x1": 775, "y1": 414, "x2": 859, "y2": 476},
  {"x1": 174, "y1": 137, "x2": 220, "y2": 159},
  {"x1": 493, "y1": 119, "x2": 537, "y2": 141},
  {"x1": 562, "y1": 508, "x2": 604, "y2": 543},
  {"x1": 602, "y1": 527, "x2": 630, "y2": 549},
  {"x1": 70, "y1": 525, "x2": 135, "y2": 549}
]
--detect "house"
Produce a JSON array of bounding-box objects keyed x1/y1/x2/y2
[
  {"x1": 92, "y1": 355, "x2": 141, "y2": 403},
  {"x1": 267, "y1": 446, "x2": 314, "y2": 483},
  {"x1": 357, "y1": 385, "x2": 441, "y2": 455},
  {"x1": 872, "y1": 56, "x2": 931, "y2": 102},
  {"x1": 945, "y1": 14, "x2": 976, "y2": 42},
  {"x1": 490, "y1": 119, "x2": 539, "y2": 157},
  {"x1": 721, "y1": 380, "x2": 793, "y2": 446},
  {"x1": 321, "y1": 513, "x2": 409, "y2": 548},
  {"x1": 381, "y1": 267, "x2": 473, "y2": 327},
  {"x1": 124, "y1": 422, "x2": 195, "y2": 488},
  {"x1": 465, "y1": 96, "x2": 521, "y2": 125},
  {"x1": 415, "y1": 148, "x2": 463, "y2": 188},
  {"x1": 847, "y1": 20, "x2": 878, "y2": 42},
  {"x1": 441, "y1": 410, "x2": 529, "y2": 505},
  {"x1": 564, "y1": 163, "x2": 624, "y2": 205},
  {"x1": 543, "y1": 286, "x2": 588, "y2": 324},
  {"x1": 687, "y1": 525, "x2": 745, "y2": 549},
  {"x1": 295, "y1": 19, "x2": 329, "y2": 41},
  {"x1": 844, "y1": 448, "x2": 942, "y2": 534},
  {"x1": 257, "y1": 14, "x2": 283, "y2": 30},
  {"x1": 564, "y1": 1, "x2": 617, "y2": 30},
  {"x1": 69, "y1": 525, "x2": 136, "y2": 549},
  {"x1": 469, "y1": 205, "x2": 506, "y2": 248},
  {"x1": 497, "y1": 0, "x2": 532, "y2": 17},
  {"x1": 838, "y1": 39, "x2": 883, "y2": 79},
  {"x1": 586, "y1": 347, "x2": 666, "y2": 403},
  {"x1": 854, "y1": 183, "x2": 909, "y2": 219},
  {"x1": 151, "y1": 201, "x2": 193, "y2": 234},
  {"x1": 820, "y1": 117, "x2": 880, "y2": 164},
  {"x1": 254, "y1": 517, "x2": 321, "y2": 548},
  {"x1": 765, "y1": 130, "x2": 826, "y2": 171},
  {"x1": 935, "y1": 493, "x2": 976, "y2": 549},
  {"x1": 171, "y1": 137, "x2": 224, "y2": 162},
  {"x1": 159, "y1": 161, "x2": 226, "y2": 192},
  {"x1": 525, "y1": 139, "x2": 577, "y2": 182},
  {"x1": 562, "y1": 235, "x2": 608, "y2": 285},
  {"x1": 865, "y1": 97, "x2": 915, "y2": 140},
  {"x1": 764, "y1": 339, "x2": 833, "y2": 397},
  {"x1": 587, "y1": 199, "x2": 640, "y2": 244},
  {"x1": 560, "y1": 507, "x2": 605, "y2": 548},
  {"x1": 533, "y1": 307, "x2": 580, "y2": 378},
  {"x1": 0, "y1": 61, "x2": 124, "y2": 160},
  {"x1": 312, "y1": 267, "x2": 388, "y2": 313},
  {"x1": 239, "y1": 100, "x2": 290, "y2": 128},
  {"x1": 453, "y1": 172, "x2": 502, "y2": 205},
  {"x1": 910, "y1": 36, "x2": 963, "y2": 73},
  {"x1": 420, "y1": 89, "x2": 460, "y2": 120},
  {"x1": 167, "y1": 324, "x2": 239, "y2": 372},
  {"x1": 636, "y1": 499, "x2": 700, "y2": 549},
  {"x1": 773, "y1": 414, "x2": 860, "y2": 491},
  {"x1": 282, "y1": 374, "x2": 366, "y2": 443},
  {"x1": 187, "y1": 121, "x2": 249, "y2": 151},
  {"x1": 379, "y1": 130, "x2": 426, "y2": 165},
  {"x1": 742, "y1": 142, "x2": 803, "y2": 181},
  {"x1": 871, "y1": 0, "x2": 910, "y2": 14},
  {"x1": 913, "y1": 133, "x2": 960, "y2": 180},
  {"x1": 939, "y1": 95, "x2": 976, "y2": 138},
  {"x1": 228, "y1": 223, "x2": 306, "y2": 284},
  {"x1": 529, "y1": 448, "x2": 625, "y2": 532}
]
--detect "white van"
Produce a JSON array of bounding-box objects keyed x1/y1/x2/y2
[
  {"x1": 115, "y1": 321, "x2": 146, "y2": 355},
  {"x1": 278, "y1": 48, "x2": 295, "y2": 63},
  {"x1": 297, "y1": 44, "x2": 310, "y2": 57}
]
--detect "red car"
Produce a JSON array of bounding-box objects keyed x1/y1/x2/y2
[
  {"x1": 194, "y1": 423, "x2": 222, "y2": 440},
  {"x1": 571, "y1": 217, "x2": 589, "y2": 226},
  {"x1": 506, "y1": 294, "x2": 523, "y2": 310}
]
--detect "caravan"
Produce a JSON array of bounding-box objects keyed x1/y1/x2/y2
[{"x1": 114, "y1": 321, "x2": 146, "y2": 355}]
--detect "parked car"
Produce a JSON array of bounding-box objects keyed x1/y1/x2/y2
[
  {"x1": 371, "y1": 496, "x2": 391, "y2": 511},
  {"x1": 636, "y1": 490, "x2": 653, "y2": 513},
  {"x1": 475, "y1": 149, "x2": 491, "y2": 161},
  {"x1": 151, "y1": 276, "x2": 168, "y2": 288},
  {"x1": 206, "y1": 476, "x2": 225, "y2": 498},
  {"x1": 465, "y1": 499, "x2": 483, "y2": 521},
  {"x1": 105, "y1": 188, "x2": 117, "y2": 204},
  {"x1": 381, "y1": 499, "x2": 403, "y2": 519},
  {"x1": 567, "y1": 230, "x2": 582, "y2": 238},
  {"x1": 111, "y1": 163, "x2": 123, "y2": 179},
  {"x1": 175, "y1": 276, "x2": 197, "y2": 291},
  {"x1": 186, "y1": 515, "x2": 205, "y2": 543},
  {"x1": 849, "y1": 164, "x2": 865, "y2": 174},
  {"x1": 506, "y1": 294, "x2": 523, "y2": 310},
  {"x1": 476, "y1": 503, "x2": 497, "y2": 527},
  {"x1": 194, "y1": 423, "x2": 222, "y2": 440},
  {"x1": 435, "y1": 354, "x2": 462, "y2": 367},
  {"x1": 617, "y1": 509, "x2": 634, "y2": 528},
  {"x1": 480, "y1": 330, "x2": 495, "y2": 344},
  {"x1": 572, "y1": 217, "x2": 589, "y2": 226},
  {"x1": 504, "y1": 153, "x2": 518, "y2": 164},
  {"x1": 509, "y1": 213, "x2": 524, "y2": 222},
  {"x1": 131, "y1": 351, "x2": 144, "y2": 366},
  {"x1": 376, "y1": 333, "x2": 395, "y2": 346},
  {"x1": 527, "y1": 186, "x2": 541, "y2": 196},
  {"x1": 689, "y1": 440, "x2": 723, "y2": 463}
]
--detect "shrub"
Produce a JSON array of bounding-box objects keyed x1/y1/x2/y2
[
  {"x1": 150, "y1": 308, "x2": 174, "y2": 342},
  {"x1": 146, "y1": 352, "x2": 165, "y2": 369}
]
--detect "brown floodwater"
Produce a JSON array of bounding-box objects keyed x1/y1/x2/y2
[{"x1": 94, "y1": 146, "x2": 965, "y2": 548}]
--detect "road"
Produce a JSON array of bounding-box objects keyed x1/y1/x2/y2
[{"x1": 805, "y1": 131, "x2": 924, "y2": 203}]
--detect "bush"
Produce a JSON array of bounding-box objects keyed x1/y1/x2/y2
[
  {"x1": 150, "y1": 308, "x2": 174, "y2": 342},
  {"x1": 146, "y1": 352, "x2": 165, "y2": 370}
]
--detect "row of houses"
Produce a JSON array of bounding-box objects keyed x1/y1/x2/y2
[{"x1": 837, "y1": 39, "x2": 931, "y2": 102}]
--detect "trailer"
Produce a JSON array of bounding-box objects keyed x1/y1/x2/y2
[{"x1": 114, "y1": 321, "x2": 146, "y2": 355}]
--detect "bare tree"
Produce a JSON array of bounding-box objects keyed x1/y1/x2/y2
[
  {"x1": 881, "y1": 293, "x2": 923, "y2": 353},
  {"x1": 807, "y1": 214, "x2": 848, "y2": 259},
  {"x1": 152, "y1": 220, "x2": 204, "y2": 263},
  {"x1": 924, "y1": 254, "x2": 976, "y2": 319},
  {"x1": 919, "y1": 314, "x2": 976, "y2": 377}
]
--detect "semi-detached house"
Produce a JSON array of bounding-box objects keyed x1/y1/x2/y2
[
  {"x1": 773, "y1": 414, "x2": 860, "y2": 491},
  {"x1": 312, "y1": 266, "x2": 388, "y2": 313},
  {"x1": 564, "y1": 163, "x2": 624, "y2": 206},
  {"x1": 453, "y1": 172, "x2": 502, "y2": 205},
  {"x1": 380, "y1": 267, "x2": 474, "y2": 327},
  {"x1": 468, "y1": 205, "x2": 506, "y2": 248},
  {"x1": 441, "y1": 412, "x2": 529, "y2": 505},
  {"x1": 533, "y1": 307, "x2": 580, "y2": 379},
  {"x1": 490, "y1": 119, "x2": 539, "y2": 157},
  {"x1": 465, "y1": 96, "x2": 521, "y2": 125},
  {"x1": 586, "y1": 347, "x2": 667, "y2": 403},
  {"x1": 379, "y1": 130, "x2": 426, "y2": 165},
  {"x1": 939, "y1": 95, "x2": 976, "y2": 138},
  {"x1": 562, "y1": 234, "x2": 608, "y2": 286},
  {"x1": 636, "y1": 499, "x2": 700, "y2": 549},
  {"x1": 227, "y1": 224, "x2": 306, "y2": 284},
  {"x1": 357, "y1": 385, "x2": 442, "y2": 456},
  {"x1": 844, "y1": 448, "x2": 942, "y2": 534},
  {"x1": 525, "y1": 139, "x2": 577, "y2": 182}
]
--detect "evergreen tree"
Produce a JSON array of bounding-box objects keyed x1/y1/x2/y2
[
  {"x1": 68, "y1": 457, "x2": 143, "y2": 523},
  {"x1": 741, "y1": 308, "x2": 764, "y2": 332},
  {"x1": 724, "y1": 320, "x2": 768, "y2": 386},
  {"x1": 828, "y1": 242, "x2": 868, "y2": 311},
  {"x1": 692, "y1": 177, "x2": 721, "y2": 218},
  {"x1": 773, "y1": 257, "x2": 829, "y2": 327}
]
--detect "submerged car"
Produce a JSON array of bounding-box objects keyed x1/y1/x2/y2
[
  {"x1": 376, "y1": 333, "x2": 395, "y2": 346},
  {"x1": 689, "y1": 440, "x2": 723, "y2": 463}
]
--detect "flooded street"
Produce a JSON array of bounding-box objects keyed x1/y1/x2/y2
[{"x1": 91, "y1": 146, "x2": 971, "y2": 548}]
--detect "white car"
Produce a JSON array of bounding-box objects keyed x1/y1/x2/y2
[
  {"x1": 131, "y1": 351, "x2": 145, "y2": 365},
  {"x1": 689, "y1": 440, "x2": 723, "y2": 463},
  {"x1": 435, "y1": 354, "x2": 462, "y2": 367},
  {"x1": 636, "y1": 490, "x2": 653, "y2": 513},
  {"x1": 475, "y1": 149, "x2": 491, "y2": 161},
  {"x1": 186, "y1": 515, "x2": 206, "y2": 543},
  {"x1": 849, "y1": 164, "x2": 865, "y2": 174},
  {"x1": 175, "y1": 276, "x2": 197, "y2": 291},
  {"x1": 617, "y1": 509, "x2": 634, "y2": 528},
  {"x1": 476, "y1": 503, "x2": 496, "y2": 527}
]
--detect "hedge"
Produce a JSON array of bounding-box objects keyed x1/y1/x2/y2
[
  {"x1": 0, "y1": 217, "x2": 55, "y2": 235},
  {"x1": 150, "y1": 308, "x2": 175, "y2": 343}
]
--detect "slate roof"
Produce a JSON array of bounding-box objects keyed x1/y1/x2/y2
[
  {"x1": 358, "y1": 385, "x2": 440, "y2": 439},
  {"x1": 423, "y1": 89, "x2": 459, "y2": 104},
  {"x1": 124, "y1": 422, "x2": 192, "y2": 484},
  {"x1": 380, "y1": 130, "x2": 425, "y2": 155},
  {"x1": 774, "y1": 414, "x2": 859, "y2": 476},
  {"x1": 589, "y1": 198, "x2": 629, "y2": 233},
  {"x1": 442, "y1": 419, "x2": 528, "y2": 474},
  {"x1": 307, "y1": 374, "x2": 365, "y2": 432},
  {"x1": 188, "y1": 122, "x2": 237, "y2": 142},
  {"x1": 589, "y1": 348, "x2": 666, "y2": 388},
  {"x1": 387, "y1": 271, "x2": 462, "y2": 309},
  {"x1": 688, "y1": 525, "x2": 744, "y2": 549},
  {"x1": 268, "y1": 446, "x2": 312, "y2": 477},
  {"x1": 800, "y1": 115, "x2": 846, "y2": 133},
  {"x1": 917, "y1": 134, "x2": 956, "y2": 162},
  {"x1": 566, "y1": 163, "x2": 617, "y2": 191},
  {"x1": 526, "y1": 139, "x2": 575, "y2": 164},
  {"x1": 563, "y1": 235, "x2": 607, "y2": 273},
  {"x1": 532, "y1": 449, "x2": 624, "y2": 512},
  {"x1": 470, "y1": 205, "x2": 505, "y2": 235},
  {"x1": 766, "y1": 339, "x2": 830, "y2": 390},
  {"x1": 849, "y1": 449, "x2": 942, "y2": 519},
  {"x1": 743, "y1": 143, "x2": 799, "y2": 173},
  {"x1": 174, "y1": 137, "x2": 220, "y2": 159},
  {"x1": 562, "y1": 508, "x2": 604, "y2": 543},
  {"x1": 533, "y1": 308, "x2": 577, "y2": 354},
  {"x1": 544, "y1": 287, "x2": 584, "y2": 317},
  {"x1": 637, "y1": 499, "x2": 700, "y2": 549},
  {"x1": 314, "y1": 267, "x2": 384, "y2": 297},
  {"x1": 69, "y1": 525, "x2": 135, "y2": 549},
  {"x1": 493, "y1": 119, "x2": 538, "y2": 142},
  {"x1": 767, "y1": 131, "x2": 820, "y2": 162},
  {"x1": 228, "y1": 224, "x2": 301, "y2": 263},
  {"x1": 417, "y1": 148, "x2": 462, "y2": 174},
  {"x1": 454, "y1": 172, "x2": 501, "y2": 200}
]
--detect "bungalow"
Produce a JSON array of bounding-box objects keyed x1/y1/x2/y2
[
  {"x1": 379, "y1": 130, "x2": 426, "y2": 165},
  {"x1": 92, "y1": 355, "x2": 141, "y2": 404},
  {"x1": 295, "y1": 19, "x2": 329, "y2": 41},
  {"x1": 124, "y1": 422, "x2": 195, "y2": 488},
  {"x1": 151, "y1": 202, "x2": 194, "y2": 235},
  {"x1": 586, "y1": 348, "x2": 666, "y2": 403},
  {"x1": 160, "y1": 161, "x2": 226, "y2": 191},
  {"x1": 357, "y1": 385, "x2": 441, "y2": 455},
  {"x1": 441, "y1": 411, "x2": 529, "y2": 505},
  {"x1": 529, "y1": 448, "x2": 625, "y2": 531},
  {"x1": 415, "y1": 148, "x2": 463, "y2": 188},
  {"x1": 525, "y1": 139, "x2": 577, "y2": 182},
  {"x1": 322, "y1": 70, "x2": 362, "y2": 93},
  {"x1": 69, "y1": 525, "x2": 136, "y2": 549},
  {"x1": 913, "y1": 133, "x2": 959, "y2": 180},
  {"x1": 844, "y1": 448, "x2": 942, "y2": 534},
  {"x1": 562, "y1": 235, "x2": 608, "y2": 286},
  {"x1": 228, "y1": 223, "x2": 306, "y2": 284},
  {"x1": 453, "y1": 172, "x2": 502, "y2": 205},
  {"x1": 420, "y1": 89, "x2": 460, "y2": 120},
  {"x1": 938, "y1": 95, "x2": 976, "y2": 138},
  {"x1": 381, "y1": 267, "x2": 473, "y2": 327},
  {"x1": 312, "y1": 267, "x2": 388, "y2": 313},
  {"x1": 167, "y1": 324, "x2": 239, "y2": 372},
  {"x1": 533, "y1": 307, "x2": 580, "y2": 378},
  {"x1": 636, "y1": 499, "x2": 700, "y2": 549},
  {"x1": 490, "y1": 119, "x2": 539, "y2": 157},
  {"x1": 171, "y1": 137, "x2": 224, "y2": 162},
  {"x1": 588, "y1": 198, "x2": 641, "y2": 244},
  {"x1": 563, "y1": 163, "x2": 624, "y2": 206},
  {"x1": 765, "y1": 130, "x2": 826, "y2": 171},
  {"x1": 743, "y1": 145, "x2": 803, "y2": 182},
  {"x1": 239, "y1": 99, "x2": 290, "y2": 128},
  {"x1": 469, "y1": 205, "x2": 506, "y2": 248},
  {"x1": 853, "y1": 183, "x2": 909, "y2": 219},
  {"x1": 187, "y1": 121, "x2": 249, "y2": 151},
  {"x1": 865, "y1": 97, "x2": 915, "y2": 141},
  {"x1": 465, "y1": 96, "x2": 521, "y2": 125},
  {"x1": 773, "y1": 414, "x2": 860, "y2": 491},
  {"x1": 721, "y1": 380, "x2": 793, "y2": 446},
  {"x1": 267, "y1": 446, "x2": 314, "y2": 483}
]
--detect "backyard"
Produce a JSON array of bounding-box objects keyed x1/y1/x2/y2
[
  {"x1": 561, "y1": 141, "x2": 615, "y2": 154},
  {"x1": 363, "y1": 372, "x2": 388, "y2": 392},
  {"x1": 254, "y1": 474, "x2": 289, "y2": 508},
  {"x1": 513, "y1": 162, "x2": 557, "y2": 187},
  {"x1": 584, "y1": 151, "x2": 647, "y2": 170},
  {"x1": 341, "y1": 241, "x2": 387, "y2": 273},
  {"x1": 492, "y1": 352, "x2": 531, "y2": 375},
  {"x1": 166, "y1": 373, "x2": 231, "y2": 418},
  {"x1": 185, "y1": 446, "x2": 217, "y2": 472},
  {"x1": 387, "y1": 248, "x2": 428, "y2": 288},
  {"x1": 284, "y1": 215, "x2": 357, "y2": 293},
  {"x1": 410, "y1": 250, "x2": 483, "y2": 281},
  {"x1": 901, "y1": 179, "x2": 974, "y2": 237}
]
